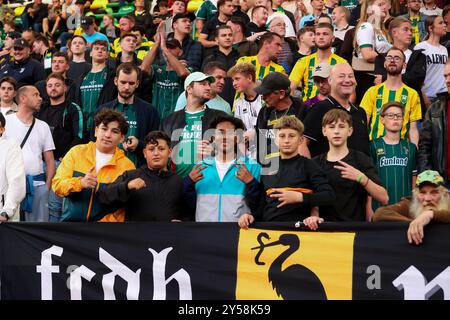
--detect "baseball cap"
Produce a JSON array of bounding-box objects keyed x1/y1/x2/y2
[
  {"x1": 165, "y1": 38, "x2": 182, "y2": 50},
  {"x1": 6, "y1": 31, "x2": 22, "y2": 40},
  {"x1": 172, "y1": 12, "x2": 196, "y2": 25},
  {"x1": 300, "y1": 15, "x2": 315, "y2": 28},
  {"x1": 80, "y1": 16, "x2": 95, "y2": 28},
  {"x1": 184, "y1": 72, "x2": 215, "y2": 90},
  {"x1": 13, "y1": 38, "x2": 30, "y2": 49},
  {"x1": 254, "y1": 72, "x2": 291, "y2": 95},
  {"x1": 312, "y1": 63, "x2": 331, "y2": 78},
  {"x1": 416, "y1": 170, "x2": 444, "y2": 187}
]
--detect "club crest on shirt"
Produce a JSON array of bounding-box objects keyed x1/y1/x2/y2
[{"x1": 376, "y1": 148, "x2": 385, "y2": 156}]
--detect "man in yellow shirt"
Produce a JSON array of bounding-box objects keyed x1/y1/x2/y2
[
  {"x1": 360, "y1": 47, "x2": 421, "y2": 146},
  {"x1": 235, "y1": 32, "x2": 286, "y2": 85},
  {"x1": 289, "y1": 23, "x2": 346, "y2": 101}
]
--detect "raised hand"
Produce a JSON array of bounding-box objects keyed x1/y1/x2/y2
[
  {"x1": 81, "y1": 166, "x2": 98, "y2": 189},
  {"x1": 234, "y1": 160, "x2": 254, "y2": 184},
  {"x1": 189, "y1": 163, "x2": 207, "y2": 182}
]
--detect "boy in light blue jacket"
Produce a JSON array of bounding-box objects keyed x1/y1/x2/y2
[{"x1": 184, "y1": 114, "x2": 261, "y2": 222}]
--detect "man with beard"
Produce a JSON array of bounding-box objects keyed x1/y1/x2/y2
[
  {"x1": 35, "y1": 52, "x2": 77, "y2": 104},
  {"x1": 161, "y1": 72, "x2": 227, "y2": 178},
  {"x1": 361, "y1": 47, "x2": 421, "y2": 146},
  {"x1": 289, "y1": 23, "x2": 346, "y2": 101},
  {"x1": 235, "y1": 32, "x2": 286, "y2": 85},
  {"x1": 4, "y1": 86, "x2": 55, "y2": 221},
  {"x1": 37, "y1": 73, "x2": 84, "y2": 221},
  {"x1": 374, "y1": 170, "x2": 450, "y2": 246},
  {"x1": 0, "y1": 38, "x2": 45, "y2": 87},
  {"x1": 199, "y1": 0, "x2": 235, "y2": 49},
  {"x1": 97, "y1": 63, "x2": 160, "y2": 167},
  {"x1": 175, "y1": 62, "x2": 232, "y2": 114}
]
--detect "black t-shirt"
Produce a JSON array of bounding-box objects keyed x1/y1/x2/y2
[
  {"x1": 303, "y1": 96, "x2": 370, "y2": 157},
  {"x1": 201, "y1": 15, "x2": 228, "y2": 41},
  {"x1": 313, "y1": 149, "x2": 382, "y2": 222},
  {"x1": 68, "y1": 61, "x2": 92, "y2": 81},
  {"x1": 256, "y1": 97, "x2": 308, "y2": 165},
  {"x1": 246, "y1": 22, "x2": 267, "y2": 36},
  {"x1": 258, "y1": 154, "x2": 335, "y2": 222}
]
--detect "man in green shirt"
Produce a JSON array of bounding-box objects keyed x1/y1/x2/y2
[
  {"x1": 76, "y1": 40, "x2": 117, "y2": 138},
  {"x1": 140, "y1": 23, "x2": 191, "y2": 119},
  {"x1": 160, "y1": 72, "x2": 227, "y2": 177},
  {"x1": 97, "y1": 63, "x2": 160, "y2": 167}
]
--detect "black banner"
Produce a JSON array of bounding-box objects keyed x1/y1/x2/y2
[{"x1": 0, "y1": 222, "x2": 449, "y2": 300}]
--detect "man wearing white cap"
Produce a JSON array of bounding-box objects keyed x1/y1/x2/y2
[
  {"x1": 304, "y1": 63, "x2": 331, "y2": 107},
  {"x1": 160, "y1": 72, "x2": 228, "y2": 178}
]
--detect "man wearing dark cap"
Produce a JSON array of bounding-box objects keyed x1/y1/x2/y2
[
  {"x1": 167, "y1": 12, "x2": 203, "y2": 72},
  {"x1": 254, "y1": 72, "x2": 308, "y2": 165},
  {"x1": 0, "y1": 38, "x2": 45, "y2": 87},
  {"x1": 374, "y1": 170, "x2": 450, "y2": 245},
  {"x1": 141, "y1": 25, "x2": 190, "y2": 118},
  {"x1": 80, "y1": 16, "x2": 110, "y2": 47},
  {"x1": 0, "y1": 31, "x2": 22, "y2": 67}
]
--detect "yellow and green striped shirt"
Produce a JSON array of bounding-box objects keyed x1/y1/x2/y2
[
  {"x1": 289, "y1": 52, "x2": 346, "y2": 101},
  {"x1": 236, "y1": 55, "x2": 286, "y2": 83},
  {"x1": 360, "y1": 83, "x2": 422, "y2": 140},
  {"x1": 410, "y1": 17, "x2": 420, "y2": 46}
]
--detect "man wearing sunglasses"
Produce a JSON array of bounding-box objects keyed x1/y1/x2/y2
[
  {"x1": 360, "y1": 47, "x2": 422, "y2": 147},
  {"x1": 0, "y1": 38, "x2": 45, "y2": 88}
]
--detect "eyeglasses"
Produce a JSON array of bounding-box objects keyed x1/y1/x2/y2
[
  {"x1": 13, "y1": 47, "x2": 25, "y2": 51},
  {"x1": 382, "y1": 113, "x2": 403, "y2": 120},
  {"x1": 385, "y1": 56, "x2": 403, "y2": 62}
]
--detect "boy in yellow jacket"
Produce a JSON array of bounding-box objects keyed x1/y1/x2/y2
[{"x1": 52, "y1": 109, "x2": 135, "y2": 222}]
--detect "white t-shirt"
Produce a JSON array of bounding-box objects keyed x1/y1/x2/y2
[
  {"x1": 0, "y1": 107, "x2": 11, "y2": 116},
  {"x1": 4, "y1": 114, "x2": 55, "y2": 185},
  {"x1": 414, "y1": 41, "x2": 448, "y2": 98},
  {"x1": 96, "y1": 149, "x2": 114, "y2": 173},
  {"x1": 356, "y1": 22, "x2": 392, "y2": 58},
  {"x1": 215, "y1": 159, "x2": 234, "y2": 182}
]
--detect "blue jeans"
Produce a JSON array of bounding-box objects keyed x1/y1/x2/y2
[{"x1": 47, "y1": 160, "x2": 63, "y2": 222}]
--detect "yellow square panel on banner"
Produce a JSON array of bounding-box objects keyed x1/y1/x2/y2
[{"x1": 236, "y1": 229, "x2": 356, "y2": 300}]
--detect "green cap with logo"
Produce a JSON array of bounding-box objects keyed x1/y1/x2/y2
[{"x1": 416, "y1": 170, "x2": 444, "y2": 187}]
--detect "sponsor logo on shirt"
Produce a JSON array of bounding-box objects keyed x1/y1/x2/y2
[{"x1": 379, "y1": 156, "x2": 408, "y2": 167}]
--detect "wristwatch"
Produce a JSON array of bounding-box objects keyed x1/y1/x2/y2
[{"x1": 0, "y1": 211, "x2": 9, "y2": 221}]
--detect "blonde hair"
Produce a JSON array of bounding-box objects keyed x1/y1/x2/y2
[
  {"x1": 274, "y1": 116, "x2": 304, "y2": 136},
  {"x1": 228, "y1": 62, "x2": 256, "y2": 82},
  {"x1": 353, "y1": 0, "x2": 388, "y2": 51}
]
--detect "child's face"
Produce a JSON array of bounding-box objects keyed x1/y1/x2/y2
[
  {"x1": 380, "y1": 107, "x2": 403, "y2": 133},
  {"x1": 275, "y1": 128, "x2": 303, "y2": 157},
  {"x1": 322, "y1": 119, "x2": 353, "y2": 148}
]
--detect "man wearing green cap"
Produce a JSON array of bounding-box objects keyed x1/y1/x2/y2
[{"x1": 373, "y1": 170, "x2": 450, "y2": 245}]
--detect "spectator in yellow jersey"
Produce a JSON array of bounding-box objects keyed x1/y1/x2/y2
[
  {"x1": 360, "y1": 47, "x2": 421, "y2": 146},
  {"x1": 235, "y1": 32, "x2": 286, "y2": 85},
  {"x1": 401, "y1": 0, "x2": 427, "y2": 47},
  {"x1": 289, "y1": 23, "x2": 346, "y2": 101}
]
